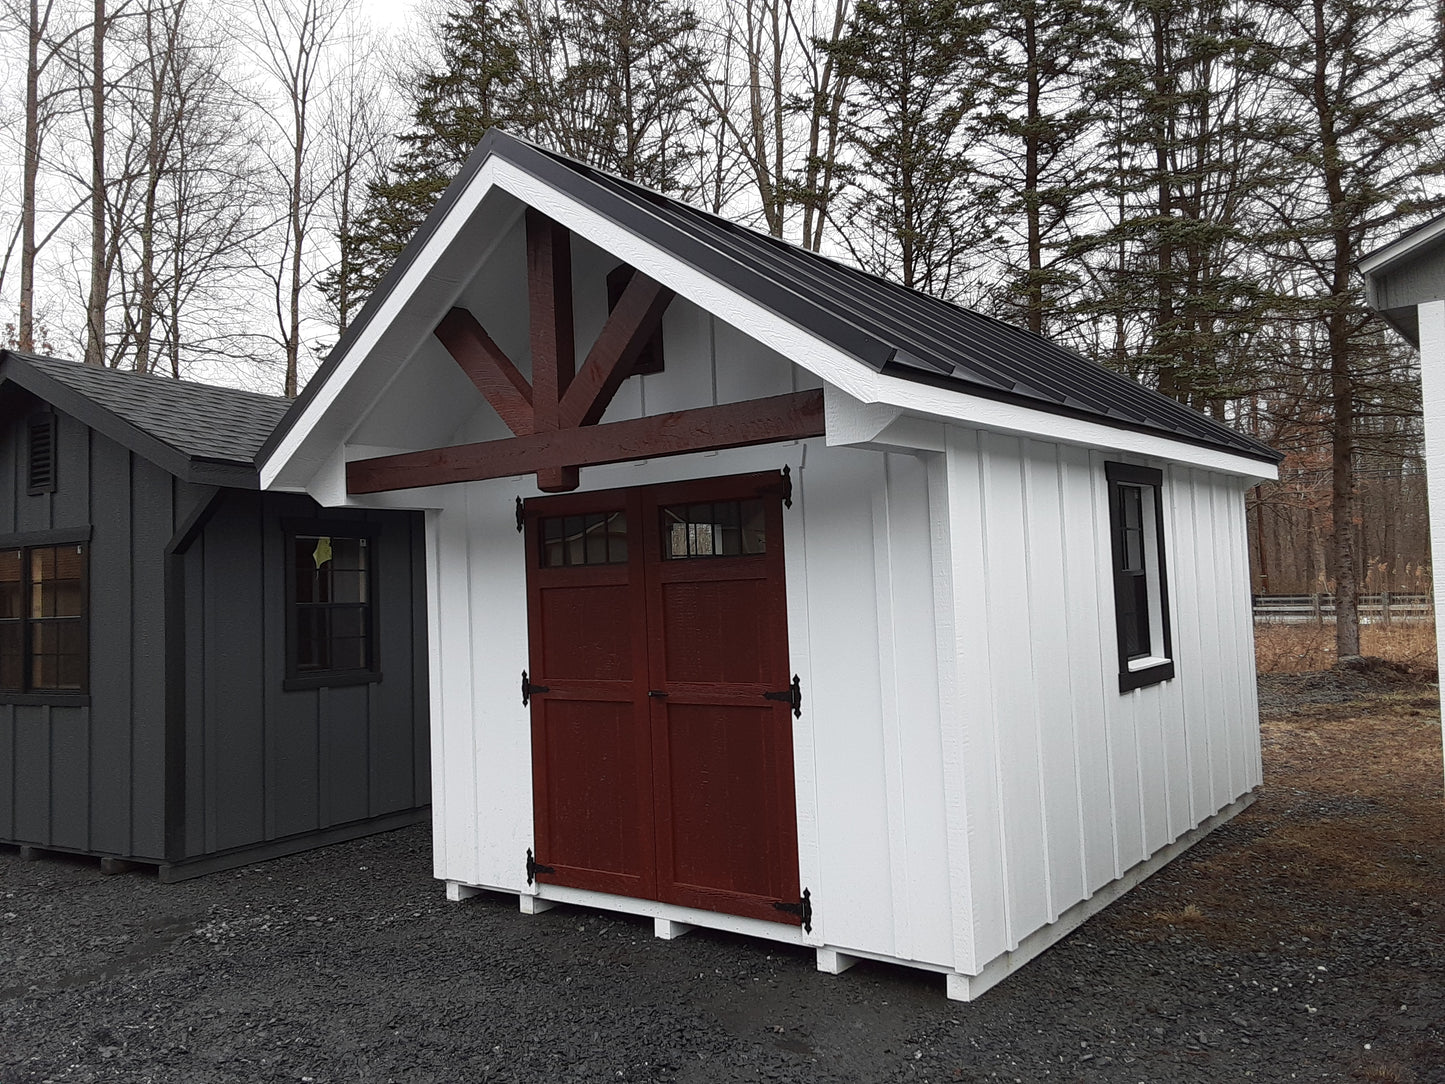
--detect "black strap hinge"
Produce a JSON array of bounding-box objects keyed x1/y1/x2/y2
[
  {"x1": 773, "y1": 887, "x2": 812, "y2": 932},
  {"x1": 759, "y1": 465, "x2": 793, "y2": 509},
  {"x1": 763, "y1": 675, "x2": 802, "y2": 718},
  {"x1": 526, "y1": 848, "x2": 554, "y2": 885},
  {"x1": 516, "y1": 495, "x2": 525, "y2": 533},
  {"x1": 522, "y1": 670, "x2": 550, "y2": 706}
]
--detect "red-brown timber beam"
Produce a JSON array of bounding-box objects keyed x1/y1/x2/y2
[
  {"x1": 559, "y1": 271, "x2": 673, "y2": 430},
  {"x1": 526, "y1": 208, "x2": 577, "y2": 491},
  {"x1": 434, "y1": 308, "x2": 533, "y2": 437},
  {"x1": 346, "y1": 390, "x2": 825, "y2": 495}
]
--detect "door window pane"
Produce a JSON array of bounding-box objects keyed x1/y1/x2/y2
[
  {"x1": 538, "y1": 511, "x2": 628, "y2": 568},
  {"x1": 662, "y1": 500, "x2": 766, "y2": 559}
]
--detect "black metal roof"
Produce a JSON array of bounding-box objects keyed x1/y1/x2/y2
[
  {"x1": 0, "y1": 351, "x2": 289, "y2": 487},
  {"x1": 263, "y1": 128, "x2": 1280, "y2": 466}
]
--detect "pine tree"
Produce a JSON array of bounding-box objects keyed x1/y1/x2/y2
[
  {"x1": 978, "y1": 0, "x2": 1121, "y2": 337},
  {"x1": 825, "y1": 0, "x2": 992, "y2": 298},
  {"x1": 331, "y1": 0, "x2": 530, "y2": 326},
  {"x1": 1251, "y1": 0, "x2": 1442, "y2": 659},
  {"x1": 524, "y1": 0, "x2": 709, "y2": 195},
  {"x1": 1077, "y1": 0, "x2": 1272, "y2": 417}
]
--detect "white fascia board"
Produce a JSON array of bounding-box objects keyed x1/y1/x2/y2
[
  {"x1": 822, "y1": 381, "x2": 1278, "y2": 481},
  {"x1": 1359, "y1": 214, "x2": 1445, "y2": 277},
  {"x1": 263, "y1": 150, "x2": 1277, "y2": 492},
  {"x1": 259, "y1": 158, "x2": 510, "y2": 491}
]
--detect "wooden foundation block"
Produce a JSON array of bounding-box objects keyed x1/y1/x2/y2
[
  {"x1": 816, "y1": 948, "x2": 857, "y2": 975},
  {"x1": 654, "y1": 918, "x2": 694, "y2": 940}
]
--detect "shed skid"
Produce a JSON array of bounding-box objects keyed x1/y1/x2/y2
[
  {"x1": 443, "y1": 791, "x2": 1253, "y2": 997},
  {"x1": 945, "y1": 792, "x2": 1255, "y2": 1001}
]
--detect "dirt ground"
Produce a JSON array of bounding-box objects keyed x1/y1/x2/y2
[{"x1": 2, "y1": 672, "x2": 1442, "y2": 1084}]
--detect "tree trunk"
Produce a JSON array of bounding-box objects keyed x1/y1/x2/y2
[
  {"x1": 19, "y1": 0, "x2": 42, "y2": 354},
  {"x1": 83, "y1": 0, "x2": 107, "y2": 367},
  {"x1": 1023, "y1": 4, "x2": 1042, "y2": 336}
]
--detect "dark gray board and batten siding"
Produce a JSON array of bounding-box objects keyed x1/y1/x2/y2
[
  {"x1": 0, "y1": 387, "x2": 429, "y2": 875},
  {"x1": 182, "y1": 489, "x2": 429, "y2": 866}
]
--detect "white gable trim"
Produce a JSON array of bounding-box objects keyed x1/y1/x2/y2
[
  {"x1": 1359, "y1": 213, "x2": 1445, "y2": 276},
  {"x1": 262, "y1": 154, "x2": 1276, "y2": 492}
]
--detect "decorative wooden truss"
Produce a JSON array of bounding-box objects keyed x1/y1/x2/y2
[{"x1": 347, "y1": 209, "x2": 825, "y2": 495}]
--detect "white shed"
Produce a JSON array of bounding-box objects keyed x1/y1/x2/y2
[
  {"x1": 1361, "y1": 215, "x2": 1445, "y2": 781},
  {"x1": 259, "y1": 131, "x2": 1280, "y2": 1000}
]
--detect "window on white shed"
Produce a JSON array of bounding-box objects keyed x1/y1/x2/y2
[{"x1": 1105, "y1": 462, "x2": 1174, "y2": 692}]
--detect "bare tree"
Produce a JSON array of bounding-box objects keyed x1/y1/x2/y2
[
  {"x1": 81, "y1": 0, "x2": 110, "y2": 365},
  {"x1": 7, "y1": 0, "x2": 87, "y2": 352},
  {"x1": 248, "y1": 0, "x2": 350, "y2": 397},
  {"x1": 789, "y1": 0, "x2": 849, "y2": 252},
  {"x1": 104, "y1": 0, "x2": 260, "y2": 376},
  {"x1": 317, "y1": 31, "x2": 398, "y2": 339}
]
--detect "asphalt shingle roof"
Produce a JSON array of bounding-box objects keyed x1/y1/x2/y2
[{"x1": 6, "y1": 352, "x2": 288, "y2": 466}]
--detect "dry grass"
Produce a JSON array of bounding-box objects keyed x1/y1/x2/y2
[
  {"x1": 1116, "y1": 685, "x2": 1444, "y2": 950},
  {"x1": 1254, "y1": 619, "x2": 1439, "y2": 676}
]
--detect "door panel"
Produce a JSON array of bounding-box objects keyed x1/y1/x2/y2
[
  {"x1": 535, "y1": 698, "x2": 647, "y2": 892},
  {"x1": 656, "y1": 576, "x2": 773, "y2": 683},
  {"x1": 643, "y1": 474, "x2": 800, "y2": 924},
  {"x1": 525, "y1": 472, "x2": 800, "y2": 925},
  {"x1": 538, "y1": 579, "x2": 633, "y2": 679},
  {"x1": 526, "y1": 492, "x2": 654, "y2": 899},
  {"x1": 659, "y1": 703, "x2": 791, "y2": 900}
]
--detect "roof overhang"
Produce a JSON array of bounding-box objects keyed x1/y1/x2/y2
[
  {"x1": 0, "y1": 353, "x2": 259, "y2": 487},
  {"x1": 262, "y1": 141, "x2": 1279, "y2": 495},
  {"x1": 1359, "y1": 213, "x2": 1445, "y2": 348}
]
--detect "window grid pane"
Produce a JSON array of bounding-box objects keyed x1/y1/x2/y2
[
  {"x1": 661, "y1": 500, "x2": 766, "y2": 560},
  {"x1": 292, "y1": 533, "x2": 374, "y2": 678},
  {"x1": 538, "y1": 511, "x2": 628, "y2": 568},
  {"x1": 6, "y1": 542, "x2": 88, "y2": 693}
]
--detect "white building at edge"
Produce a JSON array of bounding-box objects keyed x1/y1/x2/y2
[
  {"x1": 258, "y1": 129, "x2": 1280, "y2": 1001},
  {"x1": 1361, "y1": 214, "x2": 1445, "y2": 782}
]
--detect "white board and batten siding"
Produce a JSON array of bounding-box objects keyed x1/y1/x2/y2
[
  {"x1": 417, "y1": 401, "x2": 1261, "y2": 989},
  {"x1": 934, "y1": 429, "x2": 1262, "y2": 976},
  {"x1": 300, "y1": 213, "x2": 1263, "y2": 995}
]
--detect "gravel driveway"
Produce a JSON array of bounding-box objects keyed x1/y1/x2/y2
[{"x1": 2, "y1": 676, "x2": 1442, "y2": 1084}]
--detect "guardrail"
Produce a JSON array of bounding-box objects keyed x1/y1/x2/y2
[{"x1": 1252, "y1": 593, "x2": 1434, "y2": 621}]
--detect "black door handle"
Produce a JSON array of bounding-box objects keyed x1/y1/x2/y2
[{"x1": 648, "y1": 690, "x2": 668, "y2": 698}]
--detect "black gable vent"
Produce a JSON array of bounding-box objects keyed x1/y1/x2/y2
[{"x1": 27, "y1": 413, "x2": 57, "y2": 495}]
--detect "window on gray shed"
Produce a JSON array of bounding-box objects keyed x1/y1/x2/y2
[
  {"x1": 0, "y1": 542, "x2": 88, "y2": 693},
  {"x1": 284, "y1": 525, "x2": 381, "y2": 690}
]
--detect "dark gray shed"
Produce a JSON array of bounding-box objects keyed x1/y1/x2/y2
[{"x1": 0, "y1": 351, "x2": 429, "y2": 880}]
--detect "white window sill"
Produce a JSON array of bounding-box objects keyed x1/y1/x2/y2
[{"x1": 1128, "y1": 655, "x2": 1172, "y2": 672}]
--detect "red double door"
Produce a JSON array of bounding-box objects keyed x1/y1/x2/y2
[{"x1": 523, "y1": 472, "x2": 802, "y2": 925}]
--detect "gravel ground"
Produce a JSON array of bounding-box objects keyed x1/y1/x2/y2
[{"x1": 2, "y1": 675, "x2": 1442, "y2": 1084}]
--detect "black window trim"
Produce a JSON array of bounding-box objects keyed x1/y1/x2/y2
[
  {"x1": 1106, "y1": 462, "x2": 1174, "y2": 693},
  {"x1": 282, "y1": 518, "x2": 383, "y2": 691},
  {"x1": 0, "y1": 528, "x2": 91, "y2": 704}
]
